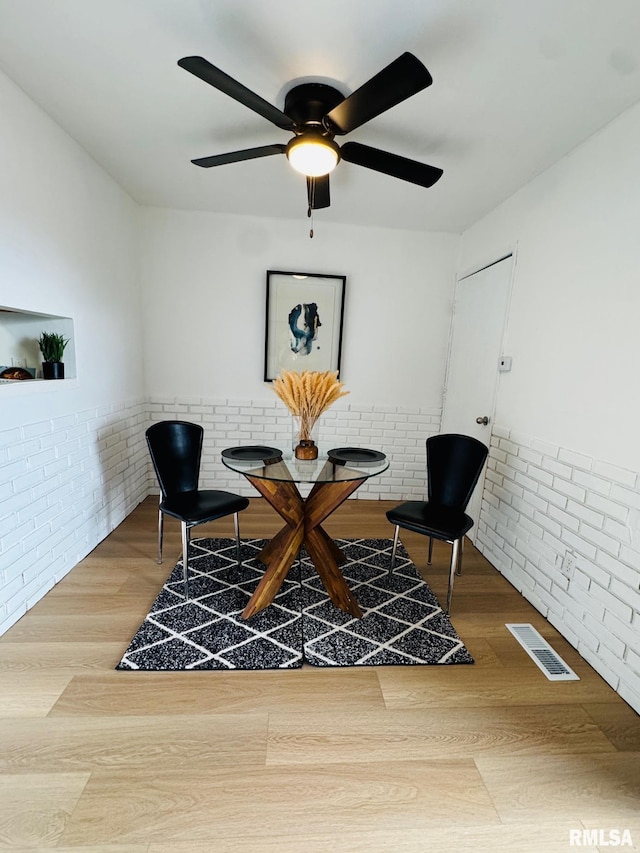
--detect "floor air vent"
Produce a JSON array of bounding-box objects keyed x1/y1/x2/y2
[{"x1": 505, "y1": 623, "x2": 580, "y2": 681}]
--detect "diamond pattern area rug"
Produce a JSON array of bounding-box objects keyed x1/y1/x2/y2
[{"x1": 116, "y1": 538, "x2": 473, "y2": 671}]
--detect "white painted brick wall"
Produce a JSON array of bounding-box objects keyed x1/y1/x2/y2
[
  {"x1": 0, "y1": 398, "x2": 148, "y2": 635},
  {"x1": 146, "y1": 395, "x2": 441, "y2": 502},
  {"x1": 478, "y1": 424, "x2": 640, "y2": 715}
]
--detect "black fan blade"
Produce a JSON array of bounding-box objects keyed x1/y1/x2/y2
[
  {"x1": 341, "y1": 141, "x2": 443, "y2": 188},
  {"x1": 306, "y1": 175, "x2": 330, "y2": 210},
  {"x1": 192, "y1": 144, "x2": 286, "y2": 168},
  {"x1": 324, "y1": 53, "x2": 432, "y2": 135},
  {"x1": 178, "y1": 56, "x2": 294, "y2": 130}
]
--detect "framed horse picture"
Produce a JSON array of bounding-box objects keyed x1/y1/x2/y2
[{"x1": 264, "y1": 270, "x2": 346, "y2": 381}]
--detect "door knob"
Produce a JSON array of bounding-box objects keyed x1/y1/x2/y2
[{"x1": 476, "y1": 416, "x2": 489, "y2": 425}]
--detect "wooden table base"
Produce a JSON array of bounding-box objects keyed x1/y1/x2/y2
[{"x1": 241, "y1": 472, "x2": 365, "y2": 620}]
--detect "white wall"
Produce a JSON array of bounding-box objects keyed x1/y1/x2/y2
[
  {"x1": 0, "y1": 70, "x2": 145, "y2": 427},
  {"x1": 138, "y1": 209, "x2": 460, "y2": 501},
  {"x1": 459, "y1": 101, "x2": 640, "y2": 472},
  {"x1": 458, "y1": 100, "x2": 640, "y2": 713},
  {"x1": 0, "y1": 70, "x2": 148, "y2": 633},
  {"x1": 139, "y1": 208, "x2": 459, "y2": 409}
]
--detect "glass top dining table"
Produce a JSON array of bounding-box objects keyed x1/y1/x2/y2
[
  {"x1": 222, "y1": 445, "x2": 389, "y2": 619},
  {"x1": 221, "y1": 447, "x2": 389, "y2": 483}
]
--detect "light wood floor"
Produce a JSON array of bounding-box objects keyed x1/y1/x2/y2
[{"x1": 1, "y1": 497, "x2": 639, "y2": 852}]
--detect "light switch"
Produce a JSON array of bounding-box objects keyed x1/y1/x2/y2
[{"x1": 498, "y1": 356, "x2": 512, "y2": 372}]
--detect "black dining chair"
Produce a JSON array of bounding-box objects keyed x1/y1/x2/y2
[
  {"x1": 146, "y1": 420, "x2": 250, "y2": 598},
  {"x1": 386, "y1": 433, "x2": 489, "y2": 612}
]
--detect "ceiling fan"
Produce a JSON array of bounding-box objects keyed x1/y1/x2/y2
[{"x1": 178, "y1": 52, "x2": 443, "y2": 213}]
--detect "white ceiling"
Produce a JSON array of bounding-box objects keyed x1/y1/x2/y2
[{"x1": 1, "y1": 0, "x2": 640, "y2": 232}]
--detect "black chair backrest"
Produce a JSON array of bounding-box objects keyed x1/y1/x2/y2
[
  {"x1": 146, "y1": 421, "x2": 203, "y2": 498},
  {"x1": 426, "y1": 433, "x2": 489, "y2": 510}
]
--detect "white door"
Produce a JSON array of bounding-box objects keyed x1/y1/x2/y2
[{"x1": 441, "y1": 255, "x2": 513, "y2": 537}]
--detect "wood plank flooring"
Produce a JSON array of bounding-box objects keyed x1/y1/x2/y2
[{"x1": 1, "y1": 496, "x2": 639, "y2": 852}]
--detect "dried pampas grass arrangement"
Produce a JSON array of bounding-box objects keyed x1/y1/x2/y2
[{"x1": 272, "y1": 369, "x2": 349, "y2": 442}]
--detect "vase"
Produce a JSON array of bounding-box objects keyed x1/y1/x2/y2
[
  {"x1": 292, "y1": 416, "x2": 319, "y2": 459},
  {"x1": 294, "y1": 439, "x2": 318, "y2": 460},
  {"x1": 42, "y1": 361, "x2": 64, "y2": 380}
]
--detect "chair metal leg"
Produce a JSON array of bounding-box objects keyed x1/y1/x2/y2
[
  {"x1": 157, "y1": 503, "x2": 164, "y2": 565},
  {"x1": 234, "y1": 512, "x2": 241, "y2": 563},
  {"x1": 456, "y1": 536, "x2": 464, "y2": 576},
  {"x1": 428, "y1": 536, "x2": 434, "y2": 565},
  {"x1": 181, "y1": 521, "x2": 190, "y2": 599},
  {"x1": 389, "y1": 525, "x2": 400, "y2": 574},
  {"x1": 447, "y1": 537, "x2": 461, "y2": 613}
]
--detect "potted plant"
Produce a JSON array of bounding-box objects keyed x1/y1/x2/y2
[{"x1": 38, "y1": 332, "x2": 70, "y2": 380}]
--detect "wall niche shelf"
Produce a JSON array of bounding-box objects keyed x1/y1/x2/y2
[{"x1": 0, "y1": 305, "x2": 76, "y2": 384}]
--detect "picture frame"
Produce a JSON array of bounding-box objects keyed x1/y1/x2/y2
[{"x1": 264, "y1": 270, "x2": 346, "y2": 381}]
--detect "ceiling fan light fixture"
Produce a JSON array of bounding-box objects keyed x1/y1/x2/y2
[
  {"x1": 286, "y1": 136, "x2": 340, "y2": 177},
  {"x1": 179, "y1": 54, "x2": 442, "y2": 212}
]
